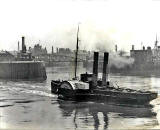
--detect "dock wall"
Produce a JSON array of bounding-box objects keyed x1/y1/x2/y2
[{"x1": 0, "y1": 61, "x2": 47, "y2": 80}]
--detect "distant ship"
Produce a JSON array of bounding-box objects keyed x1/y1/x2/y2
[{"x1": 0, "y1": 36, "x2": 47, "y2": 81}]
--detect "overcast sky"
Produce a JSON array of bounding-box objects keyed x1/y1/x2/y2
[{"x1": 0, "y1": 0, "x2": 160, "y2": 52}]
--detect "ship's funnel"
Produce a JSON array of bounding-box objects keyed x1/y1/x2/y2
[
  {"x1": 92, "y1": 52, "x2": 99, "y2": 89},
  {"x1": 102, "y1": 52, "x2": 109, "y2": 86}
]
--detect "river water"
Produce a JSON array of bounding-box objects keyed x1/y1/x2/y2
[{"x1": 0, "y1": 67, "x2": 160, "y2": 130}]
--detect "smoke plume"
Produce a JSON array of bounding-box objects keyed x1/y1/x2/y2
[{"x1": 109, "y1": 53, "x2": 134, "y2": 68}]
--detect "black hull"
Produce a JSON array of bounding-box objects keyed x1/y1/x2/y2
[
  {"x1": 51, "y1": 80, "x2": 158, "y2": 105},
  {"x1": 56, "y1": 89, "x2": 157, "y2": 106},
  {"x1": 58, "y1": 93, "x2": 154, "y2": 106}
]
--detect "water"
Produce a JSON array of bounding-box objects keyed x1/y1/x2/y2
[{"x1": 0, "y1": 67, "x2": 160, "y2": 129}]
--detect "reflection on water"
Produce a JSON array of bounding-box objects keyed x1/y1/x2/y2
[
  {"x1": 58, "y1": 100, "x2": 157, "y2": 130},
  {"x1": 0, "y1": 67, "x2": 159, "y2": 129}
]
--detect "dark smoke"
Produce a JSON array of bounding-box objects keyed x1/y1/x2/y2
[{"x1": 109, "y1": 53, "x2": 134, "y2": 68}]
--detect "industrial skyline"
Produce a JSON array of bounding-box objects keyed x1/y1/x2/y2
[{"x1": 0, "y1": 0, "x2": 160, "y2": 52}]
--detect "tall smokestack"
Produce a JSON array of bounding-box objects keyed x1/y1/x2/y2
[
  {"x1": 56, "y1": 47, "x2": 59, "y2": 53},
  {"x1": 18, "y1": 41, "x2": 19, "y2": 52},
  {"x1": 132, "y1": 45, "x2": 134, "y2": 50},
  {"x1": 52, "y1": 46, "x2": 54, "y2": 54},
  {"x1": 22, "y1": 36, "x2": 26, "y2": 53},
  {"x1": 22, "y1": 36, "x2": 24, "y2": 49},
  {"x1": 115, "y1": 45, "x2": 117, "y2": 52},
  {"x1": 102, "y1": 52, "x2": 109, "y2": 86},
  {"x1": 92, "y1": 52, "x2": 99, "y2": 89},
  {"x1": 143, "y1": 46, "x2": 145, "y2": 50}
]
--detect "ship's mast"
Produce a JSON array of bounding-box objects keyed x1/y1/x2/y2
[{"x1": 74, "y1": 24, "x2": 80, "y2": 79}]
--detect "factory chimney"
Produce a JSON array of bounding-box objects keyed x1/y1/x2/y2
[
  {"x1": 102, "y1": 52, "x2": 109, "y2": 86},
  {"x1": 115, "y1": 45, "x2": 117, "y2": 52},
  {"x1": 22, "y1": 36, "x2": 26, "y2": 53},
  {"x1": 92, "y1": 52, "x2": 99, "y2": 89},
  {"x1": 143, "y1": 46, "x2": 145, "y2": 50},
  {"x1": 132, "y1": 45, "x2": 134, "y2": 50},
  {"x1": 18, "y1": 41, "x2": 19, "y2": 52},
  {"x1": 56, "y1": 47, "x2": 59, "y2": 53},
  {"x1": 52, "y1": 46, "x2": 54, "y2": 54}
]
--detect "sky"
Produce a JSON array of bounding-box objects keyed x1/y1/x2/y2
[{"x1": 0, "y1": 0, "x2": 160, "y2": 53}]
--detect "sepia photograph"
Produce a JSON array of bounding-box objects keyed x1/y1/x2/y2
[{"x1": 0, "y1": 0, "x2": 159, "y2": 129}]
